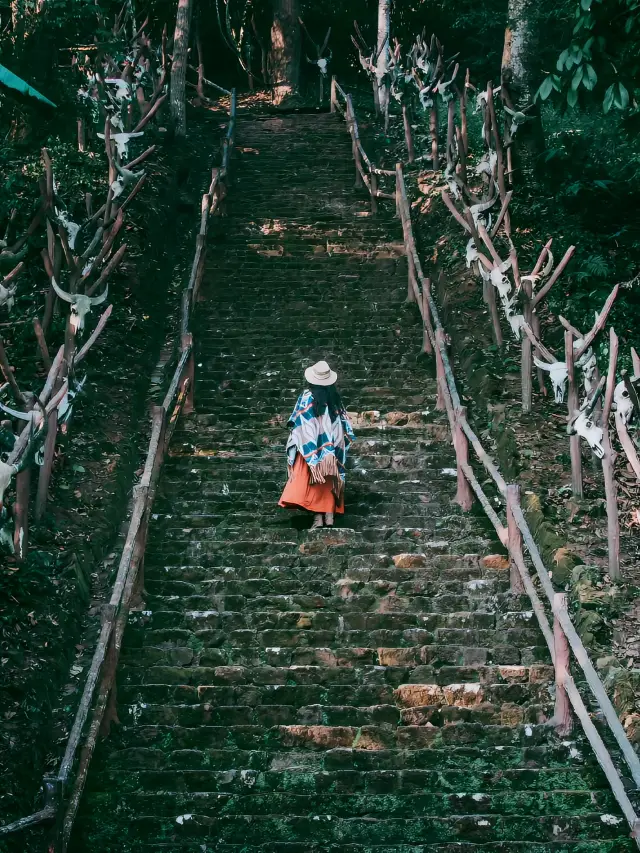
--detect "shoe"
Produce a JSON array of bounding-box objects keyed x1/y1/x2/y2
[
  {"x1": 324, "y1": 513, "x2": 334, "y2": 527},
  {"x1": 310, "y1": 514, "x2": 324, "y2": 530}
]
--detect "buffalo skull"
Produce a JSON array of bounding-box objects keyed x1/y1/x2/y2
[
  {"x1": 534, "y1": 358, "x2": 568, "y2": 403},
  {"x1": 613, "y1": 380, "x2": 634, "y2": 426},
  {"x1": 0, "y1": 460, "x2": 17, "y2": 509},
  {"x1": 569, "y1": 410, "x2": 605, "y2": 459},
  {"x1": 51, "y1": 277, "x2": 108, "y2": 334}
]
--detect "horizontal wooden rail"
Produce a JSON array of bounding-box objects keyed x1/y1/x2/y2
[
  {"x1": 0, "y1": 90, "x2": 238, "y2": 850},
  {"x1": 389, "y1": 162, "x2": 640, "y2": 846}
]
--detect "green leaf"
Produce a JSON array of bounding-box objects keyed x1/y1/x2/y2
[
  {"x1": 571, "y1": 65, "x2": 584, "y2": 90},
  {"x1": 537, "y1": 76, "x2": 556, "y2": 101},
  {"x1": 567, "y1": 87, "x2": 579, "y2": 107},
  {"x1": 557, "y1": 49, "x2": 569, "y2": 71},
  {"x1": 72, "y1": 464, "x2": 85, "y2": 473},
  {"x1": 583, "y1": 63, "x2": 598, "y2": 90},
  {"x1": 614, "y1": 81, "x2": 630, "y2": 109},
  {"x1": 581, "y1": 0, "x2": 592, "y2": 8},
  {"x1": 603, "y1": 83, "x2": 615, "y2": 113}
]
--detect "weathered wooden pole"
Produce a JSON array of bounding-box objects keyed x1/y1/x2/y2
[
  {"x1": 565, "y1": 330, "x2": 583, "y2": 497},
  {"x1": 454, "y1": 407, "x2": 473, "y2": 511},
  {"x1": 402, "y1": 103, "x2": 415, "y2": 163},
  {"x1": 553, "y1": 592, "x2": 573, "y2": 735},
  {"x1": 506, "y1": 484, "x2": 525, "y2": 594},
  {"x1": 602, "y1": 327, "x2": 620, "y2": 581},
  {"x1": 35, "y1": 409, "x2": 58, "y2": 521},
  {"x1": 435, "y1": 328, "x2": 446, "y2": 412},
  {"x1": 370, "y1": 170, "x2": 378, "y2": 215},
  {"x1": 330, "y1": 76, "x2": 337, "y2": 113},
  {"x1": 13, "y1": 467, "x2": 30, "y2": 562},
  {"x1": 521, "y1": 278, "x2": 533, "y2": 412},
  {"x1": 422, "y1": 278, "x2": 433, "y2": 355},
  {"x1": 182, "y1": 332, "x2": 195, "y2": 415}
]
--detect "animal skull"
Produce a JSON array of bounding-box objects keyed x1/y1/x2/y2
[
  {"x1": 51, "y1": 277, "x2": 108, "y2": 334},
  {"x1": 418, "y1": 85, "x2": 434, "y2": 111},
  {"x1": 613, "y1": 381, "x2": 634, "y2": 426},
  {"x1": 58, "y1": 375, "x2": 87, "y2": 431},
  {"x1": 503, "y1": 295, "x2": 525, "y2": 340},
  {"x1": 576, "y1": 348, "x2": 597, "y2": 394},
  {"x1": 0, "y1": 282, "x2": 16, "y2": 312},
  {"x1": 503, "y1": 105, "x2": 531, "y2": 138},
  {"x1": 474, "y1": 150, "x2": 497, "y2": 177},
  {"x1": 96, "y1": 131, "x2": 144, "y2": 160},
  {"x1": 475, "y1": 85, "x2": 501, "y2": 113},
  {"x1": 489, "y1": 259, "x2": 512, "y2": 299},
  {"x1": 465, "y1": 238, "x2": 479, "y2": 269},
  {"x1": 570, "y1": 410, "x2": 605, "y2": 459},
  {"x1": 55, "y1": 208, "x2": 80, "y2": 251},
  {"x1": 470, "y1": 197, "x2": 496, "y2": 229},
  {"x1": 444, "y1": 164, "x2": 460, "y2": 200},
  {"x1": 104, "y1": 78, "x2": 132, "y2": 102},
  {"x1": 0, "y1": 460, "x2": 17, "y2": 509},
  {"x1": 534, "y1": 358, "x2": 568, "y2": 403}
]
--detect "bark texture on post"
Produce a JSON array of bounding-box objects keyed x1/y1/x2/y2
[
  {"x1": 376, "y1": 0, "x2": 391, "y2": 123},
  {"x1": 170, "y1": 0, "x2": 193, "y2": 137},
  {"x1": 565, "y1": 330, "x2": 583, "y2": 498},
  {"x1": 553, "y1": 593, "x2": 573, "y2": 736},
  {"x1": 270, "y1": 0, "x2": 301, "y2": 105},
  {"x1": 454, "y1": 407, "x2": 473, "y2": 512},
  {"x1": 506, "y1": 484, "x2": 525, "y2": 594},
  {"x1": 501, "y1": 0, "x2": 545, "y2": 180}
]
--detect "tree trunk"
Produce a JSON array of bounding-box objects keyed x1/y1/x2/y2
[
  {"x1": 270, "y1": 0, "x2": 301, "y2": 105},
  {"x1": 376, "y1": 0, "x2": 391, "y2": 121},
  {"x1": 170, "y1": 0, "x2": 193, "y2": 137},
  {"x1": 501, "y1": 0, "x2": 545, "y2": 180}
]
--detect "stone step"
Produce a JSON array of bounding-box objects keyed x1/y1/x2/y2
[
  {"x1": 81, "y1": 789, "x2": 618, "y2": 818},
  {"x1": 99, "y1": 740, "x2": 595, "y2": 773},
  {"x1": 139, "y1": 589, "x2": 519, "y2": 614},
  {"x1": 72, "y1": 812, "x2": 627, "y2": 845},
  {"x1": 72, "y1": 842, "x2": 637, "y2": 853},
  {"x1": 120, "y1": 642, "x2": 550, "y2": 669},
  {"x1": 86, "y1": 763, "x2": 610, "y2": 795}
]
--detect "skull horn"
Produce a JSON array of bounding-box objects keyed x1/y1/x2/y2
[
  {"x1": 51, "y1": 276, "x2": 73, "y2": 304},
  {"x1": 90, "y1": 284, "x2": 109, "y2": 306}
]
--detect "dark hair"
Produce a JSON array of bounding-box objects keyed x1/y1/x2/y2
[{"x1": 309, "y1": 383, "x2": 344, "y2": 422}]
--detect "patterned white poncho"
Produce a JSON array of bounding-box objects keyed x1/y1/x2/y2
[{"x1": 285, "y1": 389, "x2": 355, "y2": 496}]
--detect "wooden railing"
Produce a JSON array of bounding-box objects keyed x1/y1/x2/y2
[
  {"x1": 0, "y1": 90, "x2": 237, "y2": 851},
  {"x1": 332, "y1": 81, "x2": 640, "y2": 847},
  {"x1": 330, "y1": 78, "x2": 394, "y2": 211}
]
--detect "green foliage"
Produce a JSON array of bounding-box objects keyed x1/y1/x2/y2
[{"x1": 537, "y1": 0, "x2": 640, "y2": 111}]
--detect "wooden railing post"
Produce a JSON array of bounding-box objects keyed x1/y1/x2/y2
[
  {"x1": 13, "y1": 466, "x2": 30, "y2": 563},
  {"x1": 521, "y1": 281, "x2": 533, "y2": 413},
  {"x1": 553, "y1": 592, "x2": 573, "y2": 736},
  {"x1": 454, "y1": 407, "x2": 473, "y2": 511},
  {"x1": 422, "y1": 278, "x2": 433, "y2": 355},
  {"x1": 35, "y1": 408, "x2": 58, "y2": 521},
  {"x1": 506, "y1": 484, "x2": 525, "y2": 594},
  {"x1": 346, "y1": 95, "x2": 363, "y2": 188},
  {"x1": 370, "y1": 169, "x2": 377, "y2": 214},
  {"x1": 407, "y1": 251, "x2": 416, "y2": 303},
  {"x1": 435, "y1": 328, "x2": 446, "y2": 412},
  {"x1": 330, "y1": 76, "x2": 337, "y2": 113},
  {"x1": 181, "y1": 333, "x2": 195, "y2": 415},
  {"x1": 565, "y1": 329, "x2": 583, "y2": 498}
]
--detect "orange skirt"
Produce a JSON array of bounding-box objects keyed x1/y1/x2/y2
[{"x1": 278, "y1": 454, "x2": 345, "y2": 514}]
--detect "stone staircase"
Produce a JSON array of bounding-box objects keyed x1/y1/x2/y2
[{"x1": 71, "y1": 113, "x2": 633, "y2": 851}]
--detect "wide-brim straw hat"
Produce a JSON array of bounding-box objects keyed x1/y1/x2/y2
[{"x1": 305, "y1": 360, "x2": 337, "y2": 386}]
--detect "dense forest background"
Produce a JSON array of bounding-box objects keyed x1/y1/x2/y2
[{"x1": 2, "y1": 0, "x2": 639, "y2": 342}]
